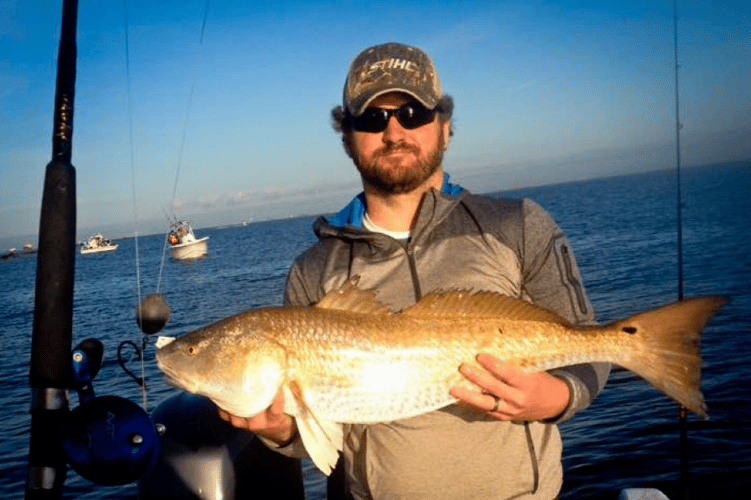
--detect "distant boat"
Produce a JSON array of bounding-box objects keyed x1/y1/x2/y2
[
  {"x1": 1, "y1": 242, "x2": 37, "y2": 260},
  {"x1": 80, "y1": 233, "x2": 119, "y2": 254},
  {"x1": 167, "y1": 220, "x2": 209, "y2": 260},
  {"x1": 20, "y1": 242, "x2": 37, "y2": 255}
]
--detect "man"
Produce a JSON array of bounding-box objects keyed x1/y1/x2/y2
[{"x1": 221, "y1": 42, "x2": 609, "y2": 499}]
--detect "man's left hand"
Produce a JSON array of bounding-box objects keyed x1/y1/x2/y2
[{"x1": 450, "y1": 353, "x2": 570, "y2": 422}]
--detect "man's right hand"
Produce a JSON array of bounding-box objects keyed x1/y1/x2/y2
[{"x1": 218, "y1": 388, "x2": 297, "y2": 446}]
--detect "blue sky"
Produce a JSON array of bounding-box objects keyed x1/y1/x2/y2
[{"x1": 1, "y1": 0, "x2": 749, "y2": 241}]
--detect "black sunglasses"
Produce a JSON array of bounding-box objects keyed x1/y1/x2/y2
[{"x1": 352, "y1": 101, "x2": 437, "y2": 133}]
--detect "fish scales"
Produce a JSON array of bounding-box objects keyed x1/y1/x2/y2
[
  {"x1": 156, "y1": 278, "x2": 728, "y2": 474},
  {"x1": 254, "y1": 307, "x2": 473, "y2": 422},
  {"x1": 276, "y1": 313, "x2": 633, "y2": 423}
]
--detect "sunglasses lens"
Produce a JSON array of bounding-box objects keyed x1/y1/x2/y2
[
  {"x1": 352, "y1": 102, "x2": 436, "y2": 133},
  {"x1": 352, "y1": 108, "x2": 389, "y2": 133},
  {"x1": 396, "y1": 103, "x2": 435, "y2": 129}
]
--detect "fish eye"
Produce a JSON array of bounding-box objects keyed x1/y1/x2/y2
[{"x1": 187, "y1": 346, "x2": 197, "y2": 355}]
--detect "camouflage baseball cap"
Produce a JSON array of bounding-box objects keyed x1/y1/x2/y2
[{"x1": 343, "y1": 42, "x2": 443, "y2": 116}]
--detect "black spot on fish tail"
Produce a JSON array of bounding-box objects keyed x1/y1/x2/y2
[{"x1": 622, "y1": 326, "x2": 637, "y2": 334}]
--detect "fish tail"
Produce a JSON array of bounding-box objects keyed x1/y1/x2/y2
[{"x1": 613, "y1": 295, "x2": 728, "y2": 419}]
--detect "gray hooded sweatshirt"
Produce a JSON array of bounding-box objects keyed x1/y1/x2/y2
[{"x1": 268, "y1": 176, "x2": 609, "y2": 500}]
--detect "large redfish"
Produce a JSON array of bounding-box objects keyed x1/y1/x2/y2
[{"x1": 155, "y1": 279, "x2": 727, "y2": 474}]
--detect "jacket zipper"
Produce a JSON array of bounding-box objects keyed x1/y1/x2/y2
[
  {"x1": 560, "y1": 243, "x2": 588, "y2": 315},
  {"x1": 405, "y1": 241, "x2": 423, "y2": 302}
]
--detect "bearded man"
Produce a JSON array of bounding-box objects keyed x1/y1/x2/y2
[{"x1": 222, "y1": 42, "x2": 609, "y2": 500}]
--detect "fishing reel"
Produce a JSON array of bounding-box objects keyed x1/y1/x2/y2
[
  {"x1": 62, "y1": 338, "x2": 161, "y2": 485},
  {"x1": 61, "y1": 294, "x2": 171, "y2": 485}
]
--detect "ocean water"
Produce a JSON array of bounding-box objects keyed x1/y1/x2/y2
[{"x1": 1, "y1": 160, "x2": 749, "y2": 499}]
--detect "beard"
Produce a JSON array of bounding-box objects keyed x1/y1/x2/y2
[{"x1": 352, "y1": 134, "x2": 446, "y2": 194}]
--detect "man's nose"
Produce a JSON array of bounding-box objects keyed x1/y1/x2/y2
[{"x1": 381, "y1": 114, "x2": 406, "y2": 142}]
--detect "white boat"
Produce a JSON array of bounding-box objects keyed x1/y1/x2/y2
[
  {"x1": 1, "y1": 242, "x2": 36, "y2": 260},
  {"x1": 167, "y1": 220, "x2": 209, "y2": 260},
  {"x1": 80, "y1": 233, "x2": 118, "y2": 254},
  {"x1": 20, "y1": 242, "x2": 37, "y2": 255}
]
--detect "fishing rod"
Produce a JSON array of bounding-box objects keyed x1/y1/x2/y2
[
  {"x1": 673, "y1": 1, "x2": 690, "y2": 499},
  {"x1": 25, "y1": 0, "x2": 79, "y2": 496},
  {"x1": 26, "y1": 1, "x2": 165, "y2": 497}
]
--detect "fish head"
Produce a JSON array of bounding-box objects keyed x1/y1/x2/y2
[{"x1": 155, "y1": 316, "x2": 287, "y2": 418}]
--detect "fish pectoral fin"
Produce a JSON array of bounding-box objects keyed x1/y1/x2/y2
[
  {"x1": 283, "y1": 382, "x2": 342, "y2": 475},
  {"x1": 296, "y1": 415, "x2": 343, "y2": 475}
]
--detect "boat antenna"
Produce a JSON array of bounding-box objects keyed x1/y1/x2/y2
[
  {"x1": 673, "y1": 1, "x2": 690, "y2": 499},
  {"x1": 26, "y1": 0, "x2": 79, "y2": 498}
]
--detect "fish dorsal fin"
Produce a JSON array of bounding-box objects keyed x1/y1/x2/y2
[
  {"x1": 401, "y1": 289, "x2": 572, "y2": 325},
  {"x1": 315, "y1": 276, "x2": 392, "y2": 315}
]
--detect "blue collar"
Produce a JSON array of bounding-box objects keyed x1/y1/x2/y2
[{"x1": 328, "y1": 172, "x2": 464, "y2": 228}]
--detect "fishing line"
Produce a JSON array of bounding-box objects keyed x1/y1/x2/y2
[
  {"x1": 672, "y1": 2, "x2": 690, "y2": 498},
  {"x1": 674, "y1": 0, "x2": 684, "y2": 304},
  {"x1": 120, "y1": 0, "x2": 149, "y2": 410},
  {"x1": 156, "y1": 0, "x2": 212, "y2": 294},
  {"x1": 119, "y1": 0, "x2": 212, "y2": 410}
]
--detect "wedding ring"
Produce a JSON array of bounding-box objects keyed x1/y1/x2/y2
[{"x1": 491, "y1": 396, "x2": 501, "y2": 413}]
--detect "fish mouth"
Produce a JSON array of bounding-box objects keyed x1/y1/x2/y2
[
  {"x1": 160, "y1": 372, "x2": 183, "y2": 389},
  {"x1": 156, "y1": 358, "x2": 197, "y2": 392}
]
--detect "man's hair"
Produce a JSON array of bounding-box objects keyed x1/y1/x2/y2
[{"x1": 330, "y1": 95, "x2": 454, "y2": 158}]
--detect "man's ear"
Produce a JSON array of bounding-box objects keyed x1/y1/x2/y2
[{"x1": 441, "y1": 119, "x2": 451, "y2": 149}]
